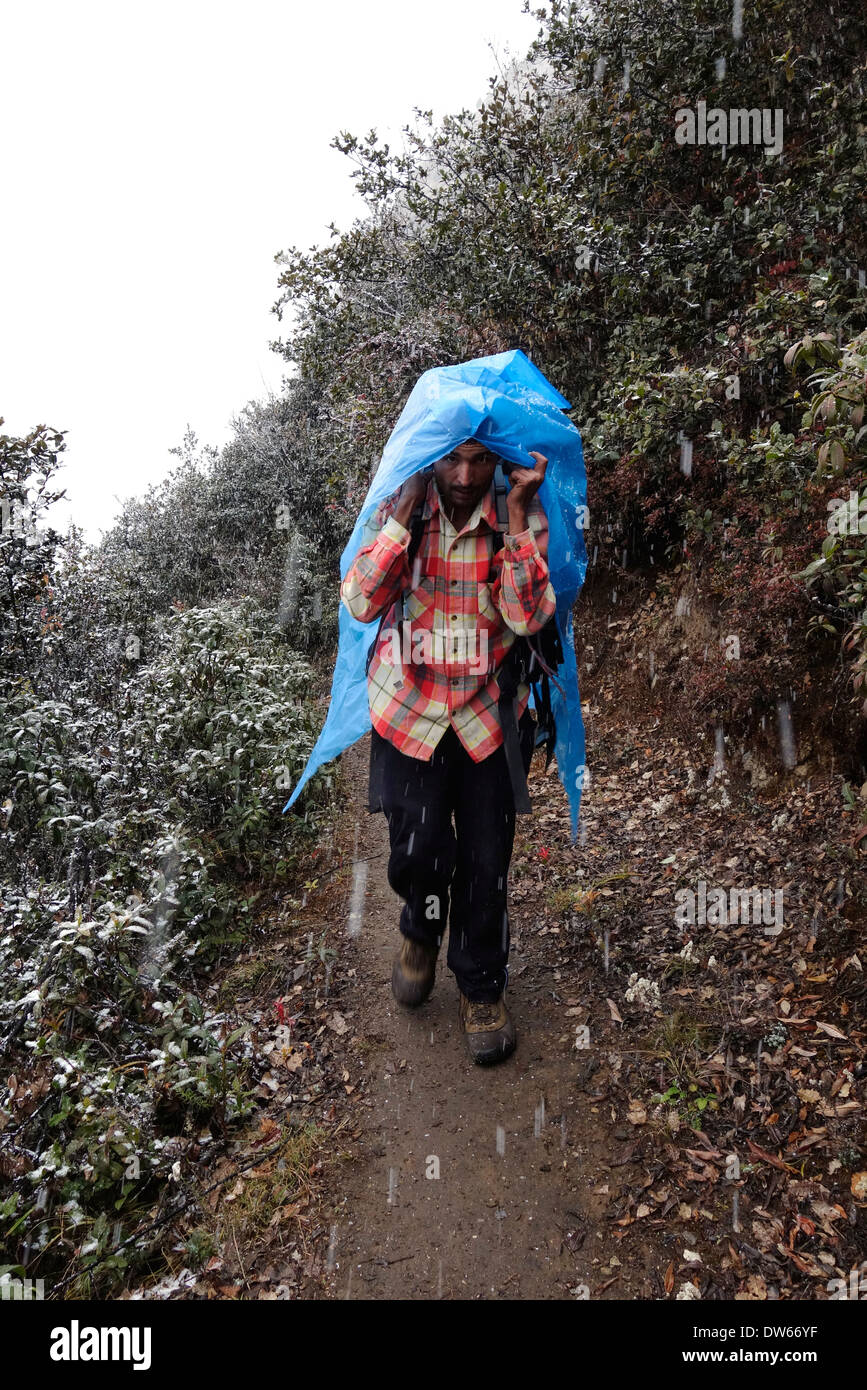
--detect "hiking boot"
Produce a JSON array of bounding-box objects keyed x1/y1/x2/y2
[
  {"x1": 458, "y1": 992, "x2": 516, "y2": 1065},
  {"x1": 391, "y1": 936, "x2": 438, "y2": 1007}
]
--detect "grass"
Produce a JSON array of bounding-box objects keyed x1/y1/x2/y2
[
  {"x1": 218, "y1": 954, "x2": 284, "y2": 1005},
  {"x1": 229, "y1": 1123, "x2": 323, "y2": 1236},
  {"x1": 649, "y1": 1009, "x2": 721, "y2": 1129},
  {"x1": 653, "y1": 1009, "x2": 713, "y2": 1078},
  {"x1": 547, "y1": 865, "x2": 635, "y2": 918}
]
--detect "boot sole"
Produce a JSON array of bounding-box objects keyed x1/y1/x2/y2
[
  {"x1": 391, "y1": 958, "x2": 435, "y2": 1008},
  {"x1": 465, "y1": 1027, "x2": 517, "y2": 1066}
]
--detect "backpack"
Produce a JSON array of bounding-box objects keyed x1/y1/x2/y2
[{"x1": 365, "y1": 464, "x2": 563, "y2": 811}]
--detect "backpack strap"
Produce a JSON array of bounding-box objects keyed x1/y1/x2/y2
[
  {"x1": 493, "y1": 462, "x2": 511, "y2": 531},
  {"x1": 496, "y1": 651, "x2": 533, "y2": 814},
  {"x1": 490, "y1": 498, "x2": 563, "y2": 803},
  {"x1": 492, "y1": 500, "x2": 532, "y2": 810},
  {"x1": 394, "y1": 507, "x2": 427, "y2": 625},
  {"x1": 365, "y1": 500, "x2": 428, "y2": 676}
]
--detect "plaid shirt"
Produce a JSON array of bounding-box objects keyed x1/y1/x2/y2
[{"x1": 340, "y1": 475, "x2": 556, "y2": 763}]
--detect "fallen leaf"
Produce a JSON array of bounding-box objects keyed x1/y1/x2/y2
[
  {"x1": 746, "y1": 1139, "x2": 796, "y2": 1174},
  {"x1": 736, "y1": 1274, "x2": 768, "y2": 1301},
  {"x1": 814, "y1": 1020, "x2": 847, "y2": 1039},
  {"x1": 851, "y1": 1172, "x2": 867, "y2": 1202}
]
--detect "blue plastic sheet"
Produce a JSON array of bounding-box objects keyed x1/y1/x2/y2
[{"x1": 283, "y1": 349, "x2": 588, "y2": 837}]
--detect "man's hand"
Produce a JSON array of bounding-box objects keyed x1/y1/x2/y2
[
  {"x1": 393, "y1": 469, "x2": 430, "y2": 529},
  {"x1": 506, "y1": 451, "x2": 547, "y2": 535}
]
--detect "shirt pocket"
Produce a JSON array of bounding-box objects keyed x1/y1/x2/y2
[
  {"x1": 404, "y1": 577, "x2": 437, "y2": 626},
  {"x1": 477, "y1": 582, "x2": 500, "y2": 623}
]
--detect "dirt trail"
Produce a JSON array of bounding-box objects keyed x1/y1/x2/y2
[
  {"x1": 173, "y1": 673, "x2": 860, "y2": 1304},
  {"x1": 309, "y1": 741, "x2": 652, "y2": 1301}
]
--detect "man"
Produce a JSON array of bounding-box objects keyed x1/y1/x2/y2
[{"x1": 340, "y1": 438, "x2": 555, "y2": 1064}]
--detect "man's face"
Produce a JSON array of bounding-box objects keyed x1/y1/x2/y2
[{"x1": 433, "y1": 439, "x2": 498, "y2": 516}]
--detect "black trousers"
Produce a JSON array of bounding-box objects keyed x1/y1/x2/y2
[{"x1": 368, "y1": 711, "x2": 535, "y2": 1002}]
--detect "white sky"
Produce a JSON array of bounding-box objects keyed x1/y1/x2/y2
[{"x1": 0, "y1": 0, "x2": 538, "y2": 540}]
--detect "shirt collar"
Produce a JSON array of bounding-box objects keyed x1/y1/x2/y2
[{"x1": 423, "y1": 475, "x2": 501, "y2": 535}]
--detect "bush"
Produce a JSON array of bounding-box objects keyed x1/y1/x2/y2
[{"x1": 0, "y1": 567, "x2": 331, "y2": 1290}]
